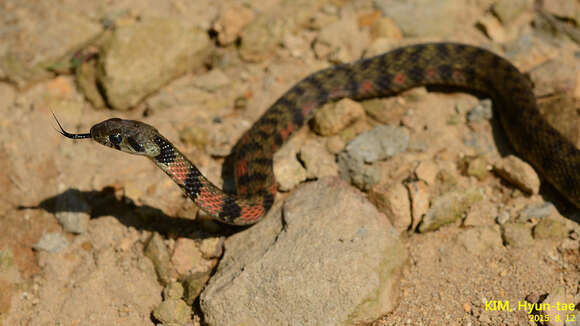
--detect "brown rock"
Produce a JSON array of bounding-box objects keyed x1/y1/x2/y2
[
  {"x1": 406, "y1": 180, "x2": 430, "y2": 231},
  {"x1": 369, "y1": 182, "x2": 412, "y2": 233},
  {"x1": 493, "y1": 155, "x2": 540, "y2": 195},
  {"x1": 312, "y1": 98, "x2": 365, "y2": 136},
  {"x1": 214, "y1": 5, "x2": 256, "y2": 46}
]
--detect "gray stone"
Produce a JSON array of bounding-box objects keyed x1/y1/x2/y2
[
  {"x1": 337, "y1": 151, "x2": 382, "y2": 190},
  {"x1": 466, "y1": 99, "x2": 493, "y2": 122},
  {"x1": 517, "y1": 202, "x2": 555, "y2": 222},
  {"x1": 54, "y1": 189, "x2": 91, "y2": 234},
  {"x1": 200, "y1": 177, "x2": 406, "y2": 326},
  {"x1": 33, "y1": 232, "x2": 69, "y2": 253},
  {"x1": 98, "y1": 17, "x2": 211, "y2": 110},
  {"x1": 345, "y1": 125, "x2": 409, "y2": 163},
  {"x1": 419, "y1": 188, "x2": 483, "y2": 233}
]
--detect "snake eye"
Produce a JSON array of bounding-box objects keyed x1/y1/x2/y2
[{"x1": 109, "y1": 133, "x2": 122, "y2": 145}]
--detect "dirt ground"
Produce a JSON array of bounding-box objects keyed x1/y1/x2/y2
[{"x1": 0, "y1": 0, "x2": 579, "y2": 325}]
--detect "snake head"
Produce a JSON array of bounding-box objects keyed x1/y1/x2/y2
[{"x1": 54, "y1": 114, "x2": 161, "y2": 157}]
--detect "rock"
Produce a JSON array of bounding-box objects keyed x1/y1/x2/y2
[
  {"x1": 501, "y1": 223, "x2": 534, "y2": 248},
  {"x1": 144, "y1": 233, "x2": 175, "y2": 285},
  {"x1": 200, "y1": 178, "x2": 406, "y2": 326},
  {"x1": 370, "y1": 17, "x2": 403, "y2": 40},
  {"x1": 376, "y1": 0, "x2": 464, "y2": 37},
  {"x1": 406, "y1": 180, "x2": 430, "y2": 231},
  {"x1": 213, "y1": 5, "x2": 256, "y2": 46},
  {"x1": 163, "y1": 281, "x2": 184, "y2": 300},
  {"x1": 495, "y1": 210, "x2": 510, "y2": 225},
  {"x1": 153, "y1": 298, "x2": 192, "y2": 325},
  {"x1": 183, "y1": 271, "x2": 212, "y2": 305},
  {"x1": 463, "y1": 201, "x2": 498, "y2": 227},
  {"x1": 466, "y1": 99, "x2": 493, "y2": 122},
  {"x1": 54, "y1": 189, "x2": 91, "y2": 234},
  {"x1": 337, "y1": 151, "x2": 382, "y2": 190},
  {"x1": 476, "y1": 12, "x2": 508, "y2": 42},
  {"x1": 199, "y1": 237, "x2": 224, "y2": 259},
  {"x1": 414, "y1": 160, "x2": 439, "y2": 185},
  {"x1": 345, "y1": 125, "x2": 409, "y2": 163},
  {"x1": 313, "y1": 14, "x2": 370, "y2": 62},
  {"x1": 312, "y1": 98, "x2": 365, "y2": 136},
  {"x1": 492, "y1": 0, "x2": 531, "y2": 23},
  {"x1": 368, "y1": 182, "x2": 412, "y2": 233},
  {"x1": 543, "y1": 0, "x2": 580, "y2": 24},
  {"x1": 455, "y1": 226, "x2": 503, "y2": 254},
  {"x1": 465, "y1": 156, "x2": 490, "y2": 180},
  {"x1": 274, "y1": 146, "x2": 307, "y2": 192},
  {"x1": 517, "y1": 202, "x2": 555, "y2": 222},
  {"x1": 419, "y1": 188, "x2": 483, "y2": 233},
  {"x1": 326, "y1": 135, "x2": 346, "y2": 153},
  {"x1": 192, "y1": 69, "x2": 231, "y2": 92},
  {"x1": 98, "y1": 17, "x2": 211, "y2": 110},
  {"x1": 0, "y1": 3, "x2": 102, "y2": 87},
  {"x1": 34, "y1": 232, "x2": 69, "y2": 253},
  {"x1": 76, "y1": 59, "x2": 107, "y2": 109},
  {"x1": 362, "y1": 97, "x2": 407, "y2": 124},
  {"x1": 533, "y1": 218, "x2": 569, "y2": 240},
  {"x1": 171, "y1": 238, "x2": 215, "y2": 277},
  {"x1": 493, "y1": 155, "x2": 541, "y2": 195},
  {"x1": 299, "y1": 140, "x2": 339, "y2": 179},
  {"x1": 239, "y1": 15, "x2": 284, "y2": 62},
  {"x1": 529, "y1": 59, "x2": 577, "y2": 97}
]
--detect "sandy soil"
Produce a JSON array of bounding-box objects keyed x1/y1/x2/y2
[{"x1": 0, "y1": 0, "x2": 579, "y2": 325}]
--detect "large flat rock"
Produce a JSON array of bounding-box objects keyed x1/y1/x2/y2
[{"x1": 200, "y1": 177, "x2": 407, "y2": 326}]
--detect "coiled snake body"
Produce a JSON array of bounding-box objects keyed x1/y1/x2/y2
[{"x1": 57, "y1": 43, "x2": 580, "y2": 225}]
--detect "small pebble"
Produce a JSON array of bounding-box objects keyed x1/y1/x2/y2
[
  {"x1": 466, "y1": 99, "x2": 493, "y2": 122},
  {"x1": 34, "y1": 232, "x2": 69, "y2": 253}
]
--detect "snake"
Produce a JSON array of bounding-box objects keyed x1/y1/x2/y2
[{"x1": 56, "y1": 43, "x2": 580, "y2": 225}]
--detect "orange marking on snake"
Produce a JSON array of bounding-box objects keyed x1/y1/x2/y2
[
  {"x1": 240, "y1": 204, "x2": 265, "y2": 223},
  {"x1": 236, "y1": 159, "x2": 248, "y2": 178},
  {"x1": 167, "y1": 158, "x2": 188, "y2": 185},
  {"x1": 393, "y1": 72, "x2": 406, "y2": 85},
  {"x1": 426, "y1": 67, "x2": 437, "y2": 78},
  {"x1": 330, "y1": 88, "x2": 346, "y2": 99},
  {"x1": 279, "y1": 123, "x2": 295, "y2": 141},
  {"x1": 199, "y1": 185, "x2": 224, "y2": 215},
  {"x1": 302, "y1": 102, "x2": 316, "y2": 117},
  {"x1": 360, "y1": 80, "x2": 375, "y2": 94},
  {"x1": 453, "y1": 69, "x2": 464, "y2": 81}
]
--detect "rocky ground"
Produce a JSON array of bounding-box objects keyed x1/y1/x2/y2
[{"x1": 0, "y1": 0, "x2": 579, "y2": 325}]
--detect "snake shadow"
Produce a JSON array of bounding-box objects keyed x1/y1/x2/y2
[{"x1": 19, "y1": 187, "x2": 243, "y2": 239}]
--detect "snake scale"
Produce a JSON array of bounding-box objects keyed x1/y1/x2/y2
[{"x1": 57, "y1": 43, "x2": 580, "y2": 225}]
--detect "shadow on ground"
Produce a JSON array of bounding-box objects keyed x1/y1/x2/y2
[{"x1": 19, "y1": 187, "x2": 243, "y2": 239}]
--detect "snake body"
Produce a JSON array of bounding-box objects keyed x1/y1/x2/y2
[{"x1": 58, "y1": 43, "x2": 580, "y2": 225}]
